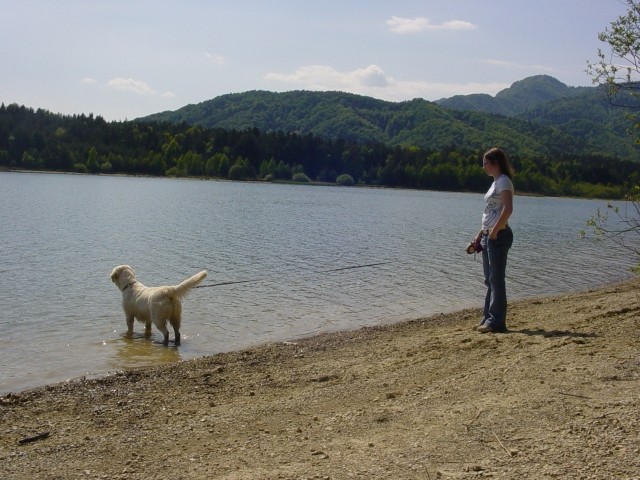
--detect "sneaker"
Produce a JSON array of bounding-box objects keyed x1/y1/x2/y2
[
  {"x1": 472, "y1": 319, "x2": 486, "y2": 331},
  {"x1": 476, "y1": 324, "x2": 496, "y2": 333}
]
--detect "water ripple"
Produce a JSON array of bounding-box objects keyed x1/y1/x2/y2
[{"x1": 0, "y1": 173, "x2": 634, "y2": 393}]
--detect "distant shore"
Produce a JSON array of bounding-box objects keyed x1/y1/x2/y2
[
  {"x1": 1, "y1": 167, "x2": 628, "y2": 200},
  {"x1": 2, "y1": 277, "x2": 639, "y2": 479}
]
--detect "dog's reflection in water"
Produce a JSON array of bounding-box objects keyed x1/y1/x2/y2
[{"x1": 112, "y1": 333, "x2": 182, "y2": 369}]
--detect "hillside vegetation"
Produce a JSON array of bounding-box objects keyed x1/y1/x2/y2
[
  {"x1": 1, "y1": 75, "x2": 638, "y2": 198},
  {"x1": 143, "y1": 75, "x2": 640, "y2": 160}
]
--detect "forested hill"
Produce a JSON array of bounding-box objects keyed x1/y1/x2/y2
[
  {"x1": 435, "y1": 75, "x2": 589, "y2": 116},
  {"x1": 140, "y1": 75, "x2": 640, "y2": 161},
  {"x1": 2, "y1": 74, "x2": 639, "y2": 199}
]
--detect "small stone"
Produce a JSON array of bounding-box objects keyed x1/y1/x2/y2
[{"x1": 467, "y1": 465, "x2": 484, "y2": 472}]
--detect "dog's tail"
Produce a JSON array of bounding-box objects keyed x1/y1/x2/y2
[{"x1": 171, "y1": 270, "x2": 208, "y2": 298}]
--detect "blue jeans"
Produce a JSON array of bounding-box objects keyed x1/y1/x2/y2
[{"x1": 481, "y1": 227, "x2": 513, "y2": 331}]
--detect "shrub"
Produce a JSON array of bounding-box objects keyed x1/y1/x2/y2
[
  {"x1": 228, "y1": 164, "x2": 251, "y2": 180},
  {"x1": 336, "y1": 173, "x2": 355, "y2": 186},
  {"x1": 73, "y1": 163, "x2": 88, "y2": 173},
  {"x1": 292, "y1": 172, "x2": 311, "y2": 182}
]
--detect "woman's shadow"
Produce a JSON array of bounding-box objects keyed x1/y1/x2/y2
[{"x1": 507, "y1": 328, "x2": 598, "y2": 339}]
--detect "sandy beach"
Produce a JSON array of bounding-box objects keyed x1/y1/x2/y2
[{"x1": 1, "y1": 278, "x2": 639, "y2": 479}]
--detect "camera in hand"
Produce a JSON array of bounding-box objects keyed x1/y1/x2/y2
[{"x1": 465, "y1": 238, "x2": 483, "y2": 254}]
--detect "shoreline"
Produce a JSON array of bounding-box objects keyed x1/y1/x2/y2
[
  {"x1": 2, "y1": 276, "x2": 634, "y2": 398},
  {"x1": 2, "y1": 277, "x2": 639, "y2": 478},
  {"x1": 1, "y1": 167, "x2": 628, "y2": 201}
]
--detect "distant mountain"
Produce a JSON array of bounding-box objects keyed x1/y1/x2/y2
[
  {"x1": 437, "y1": 75, "x2": 637, "y2": 159},
  {"x1": 436, "y1": 75, "x2": 589, "y2": 116},
  {"x1": 140, "y1": 76, "x2": 640, "y2": 161}
]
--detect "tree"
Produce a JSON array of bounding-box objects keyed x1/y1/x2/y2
[
  {"x1": 228, "y1": 156, "x2": 256, "y2": 180},
  {"x1": 583, "y1": 188, "x2": 640, "y2": 273},
  {"x1": 86, "y1": 146, "x2": 100, "y2": 173},
  {"x1": 162, "y1": 136, "x2": 182, "y2": 168},
  {"x1": 587, "y1": 1, "x2": 640, "y2": 110},
  {"x1": 586, "y1": 0, "x2": 640, "y2": 272}
]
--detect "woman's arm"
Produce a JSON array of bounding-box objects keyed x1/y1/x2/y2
[{"x1": 489, "y1": 190, "x2": 513, "y2": 239}]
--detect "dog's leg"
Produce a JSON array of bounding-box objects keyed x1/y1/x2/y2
[
  {"x1": 149, "y1": 303, "x2": 170, "y2": 345},
  {"x1": 154, "y1": 321, "x2": 169, "y2": 346},
  {"x1": 144, "y1": 321, "x2": 152, "y2": 338},
  {"x1": 171, "y1": 303, "x2": 182, "y2": 346},
  {"x1": 126, "y1": 315, "x2": 135, "y2": 337}
]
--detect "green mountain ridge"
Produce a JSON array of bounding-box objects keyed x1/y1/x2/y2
[
  {"x1": 140, "y1": 75, "x2": 639, "y2": 161},
  {"x1": 2, "y1": 92, "x2": 637, "y2": 198},
  {"x1": 437, "y1": 74, "x2": 589, "y2": 116}
]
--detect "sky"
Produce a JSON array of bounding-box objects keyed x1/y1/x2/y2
[{"x1": 0, "y1": 0, "x2": 630, "y2": 121}]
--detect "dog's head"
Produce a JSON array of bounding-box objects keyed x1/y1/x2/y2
[{"x1": 110, "y1": 265, "x2": 137, "y2": 291}]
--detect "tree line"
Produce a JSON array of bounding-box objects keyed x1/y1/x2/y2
[{"x1": 1, "y1": 103, "x2": 637, "y2": 199}]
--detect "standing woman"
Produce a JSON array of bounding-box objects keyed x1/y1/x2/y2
[{"x1": 473, "y1": 147, "x2": 514, "y2": 333}]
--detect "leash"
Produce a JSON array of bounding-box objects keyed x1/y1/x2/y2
[
  {"x1": 195, "y1": 278, "x2": 261, "y2": 289},
  {"x1": 314, "y1": 261, "x2": 392, "y2": 274},
  {"x1": 195, "y1": 261, "x2": 393, "y2": 289}
]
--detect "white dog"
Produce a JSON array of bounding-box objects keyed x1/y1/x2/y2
[{"x1": 110, "y1": 265, "x2": 207, "y2": 346}]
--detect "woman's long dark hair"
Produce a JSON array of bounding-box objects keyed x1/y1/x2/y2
[{"x1": 484, "y1": 147, "x2": 514, "y2": 179}]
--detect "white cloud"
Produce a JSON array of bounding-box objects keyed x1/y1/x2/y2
[
  {"x1": 204, "y1": 52, "x2": 226, "y2": 65},
  {"x1": 266, "y1": 65, "x2": 388, "y2": 91},
  {"x1": 265, "y1": 64, "x2": 508, "y2": 101},
  {"x1": 387, "y1": 16, "x2": 430, "y2": 33},
  {"x1": 354, "y1": 65, "x2": 390, "y2": 87},
  {"x1": 107, "y1": 78, "x2": 156, "y2": 95},
  {"x1": 440, "y1": 20, "x2": 477, "y2": 31},
  {"x1": 387, "y1": 16, "x2": 476, "y2": 34},
  {"x1": 161, "y1": 91, "x2": 176, "y2": 98},
  {"x1": 485, "y1": 59, "x2": 554, "y2": 72},
  {"x1": 81, "y1": 77, "x2": 98, "y2": 85}
]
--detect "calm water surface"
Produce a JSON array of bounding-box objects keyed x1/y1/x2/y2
[{"x1": 0, "y1": 172, "x2": 634, "y2": 393}]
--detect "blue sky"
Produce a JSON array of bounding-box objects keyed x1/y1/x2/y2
[{"x1": 0, "y1": 0, "x2": 628, "y2": 121}]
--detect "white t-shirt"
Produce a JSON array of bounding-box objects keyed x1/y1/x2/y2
[{"x1": 482, "y1": 174, "x2": 514, "y2": 230}]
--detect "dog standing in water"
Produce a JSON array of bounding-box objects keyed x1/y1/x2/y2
[{"x1": 110, "y1": 265, "x2": 207, "y2": 346}]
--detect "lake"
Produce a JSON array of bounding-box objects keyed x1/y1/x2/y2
[{"x1": 0, "y1": 172, "x2": 634, "y2": 394}]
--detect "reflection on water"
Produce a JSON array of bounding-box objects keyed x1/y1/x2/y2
[
  {"x1": 0, "y1": 172, "x2": 635, "y2": 394},
  {"x1": 109, "y1": 335, "x2": 182, "y2": 370}
]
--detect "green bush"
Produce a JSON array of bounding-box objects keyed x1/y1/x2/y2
[
  {"x1": 228, "y1": 164, "x2": 250, "y2": 180},
  {"x1": 336, "y1": 173, "x2": 355, "y2": 186},
  {"x1": 73, "y1": 163, "x2": 88, "y2": 173},
  {"x1": 292, "y1": 172, "x2": 311, "y2": 182},
  {"x1": 165, "y1": 166, "x2": 182, "y2": 177}
]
